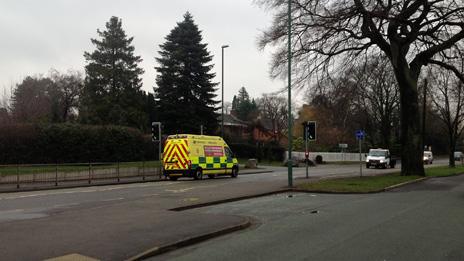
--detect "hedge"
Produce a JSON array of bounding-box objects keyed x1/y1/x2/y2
[
  {"x1": 0, "y1": 124, "x2": 155, "y2": 164},
  {"x1": 229, "y1": 142, "x2": 285, "y2": 162}
]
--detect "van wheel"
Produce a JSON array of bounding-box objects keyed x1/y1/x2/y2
[
  {"x1": 208, "y1": 174, "x2": 215, "y2": 179},
  {"x1": 194, "y1": 168, "x2": 203, "y2": 180},
  {"x1": 231, "y1": 167, "x2": 238, "y2": 178},
  {"x1": 169, "y1": 176, "x2": 178, "y2": 181}
]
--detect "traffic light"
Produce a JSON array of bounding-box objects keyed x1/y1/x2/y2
[
  {"x1": 151, "y1": 122, "x2": 161, "y2": 142},
  {"x1": 303, "y1": 121, "x2": 317, "y2": 141}
]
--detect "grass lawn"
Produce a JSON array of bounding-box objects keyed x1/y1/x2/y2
[
  {"x1": 425, "y1": 164, "x2": 464, "y2": 177},
  {"x1": 0, "y1": 161, "x2": 161, "y2": 176},
  {"x1": 297, "y1": 173, "x2": 422, "y2": 193},
  {"x1": 298, "y1": 164, "x2": 464, "y2": 193}
]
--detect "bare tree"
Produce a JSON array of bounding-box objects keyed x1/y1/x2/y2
[
  {"x1": 257, "y1": 0, "x2": 464, "y2": 175},
  {"x1": 257, "y1": 93, "x2": 289, "y2": 140},
  {"x1": 10, "y1": 70, "x2": 83, "y2": 123},
  {"x1": 49, "y1": 70, "x2": 83, "y2": 122},
  {"x1": 354, "y1": 56, "x2": 400, "y2": 149},
  {"x1": 429, "y1": 60, "x2": 464, "y2": 167}
]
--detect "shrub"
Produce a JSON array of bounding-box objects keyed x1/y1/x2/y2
[
  {"x1": 0, "y1": 124, "x2": 152, "y2": 164},
  {"x1": 229, "y1": 142, "x2": 285, "y2": 162}
]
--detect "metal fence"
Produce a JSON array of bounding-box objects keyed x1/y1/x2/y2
[
  {"x1": 0, "y1": 162, "x2": 162, "y2": 190},
  {"x1": 285, "y1": 151, "x2": 367, "y2": 162}
]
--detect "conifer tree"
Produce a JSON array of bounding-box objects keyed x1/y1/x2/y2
[
  {"x1": 155, "y1": 12, "x2": 219, "y2": 135},
  {"x1": 234, "y1": 87, "x2": 257, "y2": 121},
  {"x1": 81, "y1": 16, "x2": 147, "y2": 129}
]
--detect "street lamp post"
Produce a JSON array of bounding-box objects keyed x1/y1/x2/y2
[
  {"x1": 287, "y1": 0, "x2": 293, "y2": 187},
  {"x1": 221, "y1": 45, "x2": 229, "y2": 138}
]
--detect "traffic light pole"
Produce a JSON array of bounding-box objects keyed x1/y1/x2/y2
[
  {"x1": 152, "y1": 122, "x2": 162, "y2": 179},
  {"x1": 359, "y1": 138, "x2": 362, "y2": 178},
  {"x1": 287, "y1": 0, "x2": 293, "y2": 188},
  {"x1": 305, "y1": 133, "x2": 309, "y2": 179}
]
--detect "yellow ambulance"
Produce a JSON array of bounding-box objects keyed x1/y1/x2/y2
[{"x1": 162, "y1": 134, "x2": 239, "y2": 181}]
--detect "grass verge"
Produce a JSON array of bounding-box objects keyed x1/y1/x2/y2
[
  {"x1": 425, "y1": 165, "x2": 464, "y2": 177},
  {"x1": 297, "y1": 173, "x2": 421, "y2": 193},
  {"x1": 298, "y1": 165, "x2": 464, "y2": 193}
]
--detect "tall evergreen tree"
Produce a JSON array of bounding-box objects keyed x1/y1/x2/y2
[
  {"x1": 234, "y1": 87, "x2": 257, "y2": 121},
  {"x1": 81, "y1": 16, "x2": 147, "y2": 130},
  {"x1": 155, "y1": 12, "x2": 219, "y2": 135}
]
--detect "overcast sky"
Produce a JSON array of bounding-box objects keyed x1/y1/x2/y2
[{"x1": 0, "y1": 0, "x2": 294, "y2": 104}]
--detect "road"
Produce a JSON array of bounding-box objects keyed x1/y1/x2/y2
[
  {"x1": 0, "y1": 162, "x2": 416, "y2": 217},
  {"x1": 0, "y1": 159, "x2": 449, "y2": 260},
  {"x1": 155, "y1": 173, "x2": 464, "y2": 261}
]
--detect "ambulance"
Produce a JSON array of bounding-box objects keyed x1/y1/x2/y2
[{"x1": 162, "y1": 134, "x2": 239, "y2": 181}]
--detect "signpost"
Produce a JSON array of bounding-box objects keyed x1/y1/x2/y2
[
  {"x1": 355, "y1": 130, "x2": 365, "y2": 177},
  {"x1": 303, "y1": 121, "x2": 317, "y2": 179},
  {"x1": 152, "y1": 122, "x2": 162, "y2": 178},
  {"x1": 339, "y1": 143, "x2": 348, "y2": 161}
]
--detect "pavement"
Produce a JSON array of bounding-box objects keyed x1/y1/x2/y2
[{"x1": 0, "y1": 160, "x2": 452, "y2": 260}]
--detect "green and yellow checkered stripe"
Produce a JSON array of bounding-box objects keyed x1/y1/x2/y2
[{"x1": 191, "y1": 156, "x2": 237, "y2": 170}]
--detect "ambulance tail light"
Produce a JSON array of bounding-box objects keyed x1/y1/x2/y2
[{"x1": 188, "y1": 160, "x2": 192, "y2": 169}]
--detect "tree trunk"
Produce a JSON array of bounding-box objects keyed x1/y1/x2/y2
[
  {"x1": 393, "y1": 64, "x2": 425, "y2": 176},
  {"x1": 381, "y1": 118, "x2": 391, "y2": 149},
  {"x1": 449, "y1": 134, "x2": 456, "y2": 168}
]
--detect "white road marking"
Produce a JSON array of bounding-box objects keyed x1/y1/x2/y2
[
  {"x1": 53, "y1": 203, "x2": 79, "y2": 208},
  {"x1": 165, "y1": 184, "x2": 218, "y2": 193},
  {"x1": 0, "y1": 209, "x2": 24, "y2": 213},
  {"x1": 101, "y1": 197, "x2": 124, "y2": 202},
  {"x1": 166, "y1": 187, "x2": 196, "y2": 193},
  {"x1": 144, "y1": 193, "x2": 159, "y2": 197},
  {"x1": 0, "y1": 181, "x2": 177, "y2": 200}
]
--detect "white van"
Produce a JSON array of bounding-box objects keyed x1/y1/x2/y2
[{"x1": 423, "y1": 151, "x2": 433, "y2": 164}]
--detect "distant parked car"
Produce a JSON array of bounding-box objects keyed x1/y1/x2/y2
[
  {"x1": 284, "y1": 157, "x2": 300, "y2": 167},
  {"x1": 423, "y1": 151, "x2": 433, "y2": 164},
  {"x1": 454, "y1": 151, "x2": 463, "y2": 161}
]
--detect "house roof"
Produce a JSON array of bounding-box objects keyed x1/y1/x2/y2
[{"x1": 220, "y1": 114, "x2": 249, "y2": 127}]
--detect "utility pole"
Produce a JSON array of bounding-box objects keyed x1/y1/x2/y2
[
  {"x1": 287, "y1": 0, "x2": 293, "y2": 187},
  {"x1": 221, "y1": 45, "x2": 229, "y2": 138}
]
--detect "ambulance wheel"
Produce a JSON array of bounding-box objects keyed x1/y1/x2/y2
[
  {"x1": 231, "y1": 167, "x2": 238, "y2": 178},
  {"x1": 169, "y1": 176, "x2": 178, "y2": 181},
  {"x1": 194, "y1": 168, "x2": 203, "y2": 180},
  {"x1": 208, "y1": 174, "x2": 215, "y2": 179}
]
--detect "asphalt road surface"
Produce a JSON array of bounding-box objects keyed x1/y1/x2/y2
[
  {"x1": 0, "y1": 159, "x2": 450, "y2": 260},
  {"x1": 0, "y1": 160, "x2": 448, "y2": 220},
  {"x1": 154, "y1": 173, "x2": 464, "y2": 261}
]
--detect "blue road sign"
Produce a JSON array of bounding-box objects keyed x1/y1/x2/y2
[{"x1": 355, "y1": 130, "x2": 365, "y2": 140}]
